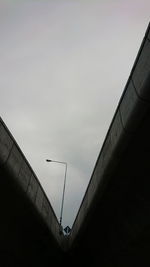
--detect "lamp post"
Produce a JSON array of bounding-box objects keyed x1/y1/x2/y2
[{"x1": 46, "y1": 159, "x2": 67, "y2": 231}]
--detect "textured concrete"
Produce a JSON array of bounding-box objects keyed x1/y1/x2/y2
[
  {"x1": 0, "y1": 118, "x2": 64, "y2": 266},
  {"x1": 68, "y1": 22, "x2": 150, "y2": 266},
  {"x1": 0, "y1": 23, "x2": 150, "y2": 267}
]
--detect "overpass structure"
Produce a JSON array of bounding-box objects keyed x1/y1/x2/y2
[{"x1": 0, "y1": 23, "x2": 150, "y2": 266}]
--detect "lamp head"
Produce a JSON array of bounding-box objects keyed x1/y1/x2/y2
[{"x1": 46, "y1": 159, "x2": 52, "y2": 162}]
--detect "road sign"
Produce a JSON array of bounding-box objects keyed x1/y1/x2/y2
[{"x1": 64, "y1": 226, "x2": 71, "y2": 235}]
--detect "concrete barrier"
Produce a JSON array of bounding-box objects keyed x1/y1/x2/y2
[
  {"x1": 69, "y1": 22, "x2": 150, "y2": 248},
  {"x1": 0, "y1": 117, "x2": 63, "y2": 252}
]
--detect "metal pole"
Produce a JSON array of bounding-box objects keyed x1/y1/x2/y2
[
  {"x1": 59, "y1": 162, "x2": 67, "y2": 226},
  {"x1": 46, "y1": 159, "x2": 67, "y2": 228}
]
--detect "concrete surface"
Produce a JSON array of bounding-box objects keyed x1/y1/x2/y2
[
  {"x1": 68, "y1": 22, "x2": 150, "y2": 266},
  {"x1": 0, "y1": 117, "x2": 65, "y2": 266}
]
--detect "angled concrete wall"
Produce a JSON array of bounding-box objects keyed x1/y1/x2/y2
[
  {"x1": 0, "y1": 117, "x2": 67, "y2": 266},
  {"x1": 69, "y1": 22, "x2": 150, "y2": 248},
  {"x1": 0, "y1": 117, "x2": 63, "y2": 246}
]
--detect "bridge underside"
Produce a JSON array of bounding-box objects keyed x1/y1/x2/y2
[
  {"x1": 68, "y1": 109, "x2": 150, "y2": 267},
  {"x1": 0, "y1": 167, "x2": 64, "y2": 267},
  {"x1": 67, "y1": 23, "x2": 150, "y2": 267}
]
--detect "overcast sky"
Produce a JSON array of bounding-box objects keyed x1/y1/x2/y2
[{"x1": 0, "y1": 0, "x2": 150, "y2": 228}]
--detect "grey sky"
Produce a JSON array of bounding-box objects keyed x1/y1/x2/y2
[{"x1": 0, "y1": 0, "x2": 150, "y2": 227}]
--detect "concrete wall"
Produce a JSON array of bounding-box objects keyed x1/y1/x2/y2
[
  {"x1": 0, "y1": 117, "x2": 64, "y2": 255},
  {"x1": 69, "y1": 22, "x2": 150, "y2": 247}
]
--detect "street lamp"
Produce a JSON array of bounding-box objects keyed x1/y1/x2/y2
[{"x1": 46, "y1": 159, "x2": 67, "y2": 232}]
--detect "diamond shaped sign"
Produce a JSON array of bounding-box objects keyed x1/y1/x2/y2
[{"x1": 64, "y1": 226, "x2": 71, "y2": 235}]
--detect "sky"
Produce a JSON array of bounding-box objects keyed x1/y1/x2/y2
[{"x1": 0, "y1": 0, "x2": 150, "y2": 228}]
